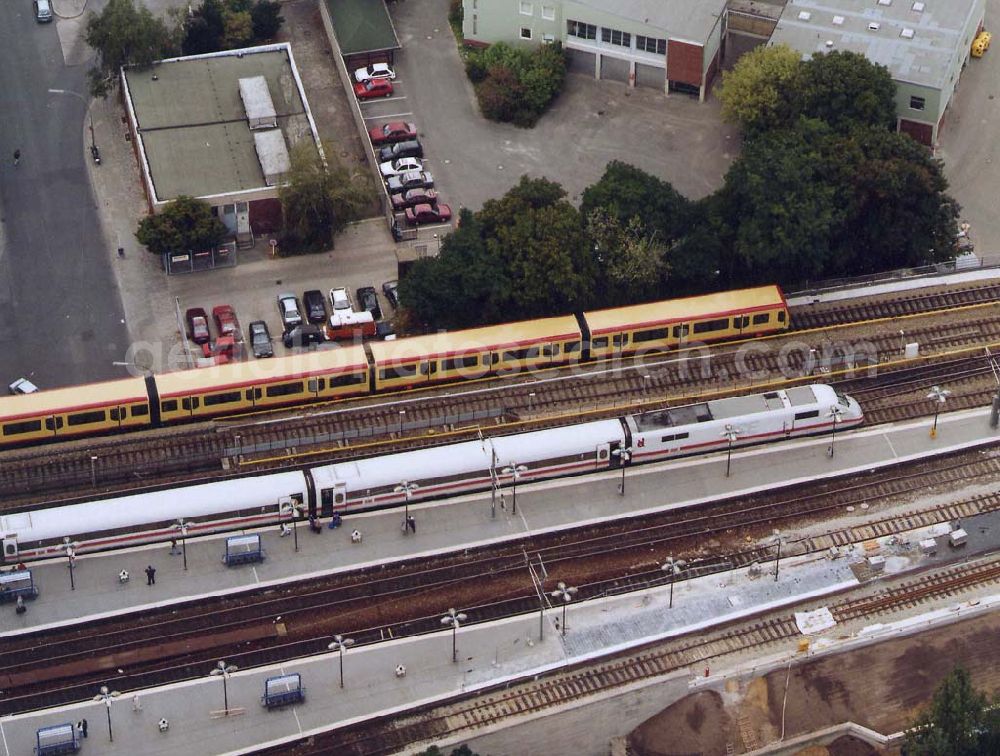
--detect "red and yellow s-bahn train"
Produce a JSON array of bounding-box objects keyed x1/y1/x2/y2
[{"x1": 0, "y1": 286, "x2": 788, "y2": 448}]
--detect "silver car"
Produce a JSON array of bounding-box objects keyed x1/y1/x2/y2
[{"x1": 277, "y1": 293, "x2": 303, "y2": 329}]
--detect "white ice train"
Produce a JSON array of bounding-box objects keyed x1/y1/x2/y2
[{"x1": 0, "y1": 385, "x2": 862, "y2": 562}]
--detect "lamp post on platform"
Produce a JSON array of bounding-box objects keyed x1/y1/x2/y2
[
  {"x1": 611, "y1": 447, "x2": 632, "y2": 495},
  {"x1": 279, "y1": 501, "x2": 303, "y2": 552},
  {"x1": 722, "y1": 425, "x2": 742, "y2": 477},
  {"x1": 62, "y1": 536, "x2": 79, "y2": 591},
  {"x1": 771, "y1": 530, "x2": 790, "y2": 582},
  {"x1": 394, "y1": 480, "x2": 419, "y2": 534},
  {"x1": 328, "y1": 635, "x2": 355, "y2": 689},
  {"x1": 172, "y1": 518, "x2": 190, "y2": 570},
  {"x1": 92, "y1": 685, "x2": 120, "y2": 742},
  {"x1": 501, "y1": 463, "x2": 527, "y2": 515},
  {"x1": 826, "y1": 405, "x2": 844, "y2": 458},
  {"x1": 550, "y1": 581, "x2": 578, "y2": 637},
  {"x1": 661, "y1": 556, "x2": 687, "y2": 609},
  {"x1": 927, "y1": 385, "x2": 951, "y2": 438},
  {"x1": 210, "y1": 660, "x2": 238, "y2": 715},
  {"x1": 441, "y1": 608, "x2": 468, "y2": 663}
]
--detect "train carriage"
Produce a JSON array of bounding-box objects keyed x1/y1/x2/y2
[
  {"x1": 153, "y1": 345, "x2": 372, "y2": 424},
  {"x1": 0, "y1": 376, "x2": 152, "y2": 446},
  {"x1": 368, "y1": 315, "x2": 583, "y2": 392},
  {"x1": 581, "y1": 285, "x2": 788, "y2": 360}
]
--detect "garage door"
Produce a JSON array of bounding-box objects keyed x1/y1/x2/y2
[
  {"x1": 635, "y1": 62, "x2": 665, "y2": 89},
  {"x1": 566, "y1": 48, "x2": 596, "y2": 76},
  {"x1": 600, "y1": 54, "x2": 629, "y2": 82}
]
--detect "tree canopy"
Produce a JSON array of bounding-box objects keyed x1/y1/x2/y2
[
  {"x1": 135, "y1": 196, "x2": 229, "y2": 256},
  {"x1": 465, "y1": 42, "x2": 568, "y2": 127},
  {"x1": 718, "y1": 44, "x2": 802, "y2": 138},
  {"x1": 85, "y1": 0, "x2": 174, "y2": 98},
  {"x1": 904, "y1": 666, "x2": 1000, "y2": 755},
  {"x1": 180, "y1": 0, "x2": 283, "y2": 56}
]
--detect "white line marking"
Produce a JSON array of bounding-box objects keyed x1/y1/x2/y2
[
  {"x1": 884, "y1": 433, "x2": 898, "y2": 458},
  {"x1": 0, "y1": 720, "x2": 10, "y2": 756},
  {"x1": 362, "y1": 112, "x2": 415, "y2": 120},
  {"x1": 359, "y1": 96, "x2": 408, "y2": 105},
  {"x1": 252, "y1": 566, "x2": 261, "y2": 583}
]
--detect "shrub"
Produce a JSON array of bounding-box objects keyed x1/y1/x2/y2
[{"x1": 466, "y1": 41, "x2": 567, "y2": 127}]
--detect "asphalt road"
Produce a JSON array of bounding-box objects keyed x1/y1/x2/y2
[{"x1": 0, "y1": 4, "x2": 128, "y2": 389}]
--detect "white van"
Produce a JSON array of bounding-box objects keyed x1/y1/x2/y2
[{"x1": 9, "y1": 378, "x2": 39, "y2": 394}]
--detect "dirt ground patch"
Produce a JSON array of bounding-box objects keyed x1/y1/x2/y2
[{"x1": 629, "y1": 611, "x2": 1000, "y2": 754}]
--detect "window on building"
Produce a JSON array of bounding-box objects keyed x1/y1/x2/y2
[
  {"x1": 520, "y1": 27, "x2": 532, "y2": 39},
  {"x1": 567, "y1": 19, "x2": 596, "y2": 40},
  {"x1": 910, "y1": 95, "x2": 926, "y2": 111},
  {"x1": 542, "y1": 4, "x2": 555, "y2": 20},
  {"x1": 636, "y1": 35, "x2": 667, "y2": 55},
  {"x1": 601, "y1": 27, "x2": 631, "y2": 47},
  {"x1": 473, "y1": 15, "x2": 477, "y2": 35},
  {"x1": 520, "y1": 1, "x2": 532, "y2": 15},
  {"x1": 543, "y1": 33, "x2": 555, "y2": 43}
]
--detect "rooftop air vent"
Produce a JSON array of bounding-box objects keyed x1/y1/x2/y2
[
  {"x1": 900, "y1": 27, "x2": 915, "y2": 38},
  {"x1": 832, "y1": 15, "x2": 845, "y2": 24},
  {"x1": 878, "y1": 0, "x2": 892, "y2": 6},
  {"x1": 868, "y1": 22, "x2": 881, "y2": 31},
  {"x1": 912, "y1": 1, "x2": 924, "y2": 10},
  {"x1": 798, "y1": 11, "x2": 811, "y2": 20}
]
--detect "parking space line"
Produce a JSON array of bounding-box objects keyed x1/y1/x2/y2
[
  {"x1": 360, "y1": 96, "x2": 408, "y2": 106},
  {"x1": 363, "y1": 112, "x2": 415, "y2": 120}
]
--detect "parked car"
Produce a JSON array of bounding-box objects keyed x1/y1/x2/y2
[
  {"x1": 277, "y1": 293, "x2": 303, "y2": 329},
  {"x1": 377, "y1": 139, "x2": 424, "y2": 163},
  {"x1": 391, "y1": 187, "x2": 439, "y2": 211},
  {"x1": 380, "y1": 157, "x2": 424, "y2": 178},
  {"x1": 369, "y1": 121, "x2": 417, "y2": 146},
  {"x1": 303, "y1": 290, "x2": 327, "y2": 324},
  {"x1": 326, "y1": 311, "x2": 376, "y2": 341},
  {"x1": 354, "y1": 79, "x2": 394, "y2": 100},
  {"x1": 356, "y1": 286, "x2": 383, "y2": 320},
  {"x1": 375, "y1": 321, "x2": 396, "y2": 340},
  {"x1": 387, "y1": 170, "x2": 434, "y2": 195},
  {"x1": 8, "y1": 377, "x2": 39, "y2": 394},
  {"x1": 329, "y1": 286, "x2": 352, "y2": 312},
  {"x1": 34, "y1": 0, "x2": 53, "y2": 22},
  {"x1": 248, "y1": 321, "x2": 273, "y2": 358},
  {"x1": 382, "y1": 279, "x2": 399, "y2": 309},
  {"x1": 283, "y1": 324, "x2": 326, "y2": 349},
  {"x1": 212, "y1": 304, "x2": 239, "y2": 337},
  {"x1": 354, "y1": 63, "x2": 396, "y2": 82},
  {"x1": 185, "y1": 307, "x2": 211, "y2": 344},
  {"x1": 405, "y1": 203, "x2": 453, "y2": 226}
]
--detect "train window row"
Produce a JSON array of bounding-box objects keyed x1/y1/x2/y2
[
  {"x1": 3, "y1": 401, "x2": 153, "y2": 437},
  {"x1": 661, "y1": 432, "x2": 690, "y2": 442},
  {"x1": 795, "y1": 409, "x2": 820, "y2": 420}
]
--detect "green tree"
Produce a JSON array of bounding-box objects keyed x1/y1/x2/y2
[
  {"x1": 223, "y1": 9, "x2": 254, "y2": 48},
  {"x1": 279, "y1": 144, "x2": 373, "y2": 254},
  {"x1": 904, "y1": 666, "x2": 1000, "y2": 755},
  {"x1": 250, "y1": 0, "x2": 284, "y2": 40},
  {"x1": 793, "y1": 50, "x2": 897, "y2": 134},
  {"x1": 587, "y1": 209, "x2": 668, "y2": 304},
  {"x1": 135, "y1": 195, "x2": 228, "y2": 256},
  {"x1": 718, "y1": 44, "x2": 802, "y2": 137},
  {"x1": 85, "y1": 0, "x2": 174, "y2": 98}
]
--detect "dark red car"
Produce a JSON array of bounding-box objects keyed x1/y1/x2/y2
[
  {"x1": 212, "y1": 305, "x2": 239, "y2": 337},
  {"x1": 354, "y1": 79, "x2": 393, "y2": 100},
  {"x1": 405, "y1": 203, "x2": 452, "y2": 226},
  {"x1": 185, "y1": 307, "x2": 210, "y2": 345},
  {"x1": 391, "y1": 187, "x2": 439, "y2": 210},
  {"x1": 369, "y1": 121, "x2": 417, "y2": 146}
]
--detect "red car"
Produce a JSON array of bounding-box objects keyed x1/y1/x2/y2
[
  {"x1": 369, "y1": 121, "x2": 417, "y2": 146},
  {"x1": 405, "y1": 203, "x2": 452, "y2": 226},
  {"x1": 391, "y1": 188, "x2": 438, "y2": 211},
  {"x1": 185, "y1": 307, "x2": 210, "y2": 345},
  {"x1": 212, "y1": 305, "x2": 239, "y2": 337},
  {"x1": 354, "y1": 79, "x2": 393, "y2": 100}
]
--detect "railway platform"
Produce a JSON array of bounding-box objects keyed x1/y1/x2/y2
[
  {"x1": 1, "y1": 515, "x2": 998, "y2": 756},
  {"x1": 3, "y1": 406, "x2": 999, "y2": 638}
]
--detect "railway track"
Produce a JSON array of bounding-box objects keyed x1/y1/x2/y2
[
  {"x1": 3, "y1": 446, "x2": 997, "y2": 715},
  {"x1": 261, "y1": 554, "x2": 1000, "y2": 756}
]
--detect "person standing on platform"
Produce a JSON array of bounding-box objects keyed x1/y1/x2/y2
[
  {"x1": 81, "y1": 719, "x2": 88, "y2": 738},
  {"x1": 170, "y1": 538, "x2": 179, "y2": 555},
  {"x1": 145, "y1": 565, "x2": 156, "y2": 585},
  {"x1": 408, "y1": 516, "x2": 417, "y2": 534}
]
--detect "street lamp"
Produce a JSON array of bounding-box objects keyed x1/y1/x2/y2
[
  {"x1": 89, "y1": 454, "x2": 98, "y2": 487},
  {"x1": 398, "y1": 409, "x2": 406, "y2": 435},
  {"x1": 440, "y1": 608, "x2": 468, "y2": 663},
  {"x1": 210, "y1": 660, "x2": 239, "y2": 715},
  {"x1": 722, "y1": 425, "x2": 742, "y2": 477},
  {"x1": 327, "y1": 634, "x2": 355, "y2": 689},
  {"x1": 394, "y1": 480, "x2": 419, "y2": 534},
  {"x1": 826, "y1": 404, "x2": 843, "y2": 458},
  {"x1": 62, "y1": 537, "x2": 79, "y2": 591},
  {"x1": 92, "y1": 685, "x2": 120, "y2": 742},
  {"x1": 927, "y1": 385, "x2": 951, "y2": 438},
  {"x1": 611, "y1": 447, "x2": 632, "y2": 495},
  {"x1": 771, "y1": 530, "x2": 790, "y2": 582},
  {"x1": 172, "y1": 518, "x2": 190, "y2": 571},
  {"x1": 501, "y1": 463, "x2": 527, "y2": 515},
  {"x1": 279, "y1": 501, "x2": 303, "y2": 552},
  {"x1": 661, "y1": 556, "x2": 687, "y2": 609},
  {"x1": 550, "y1": 581, "x2": 578, "y2": 637}
]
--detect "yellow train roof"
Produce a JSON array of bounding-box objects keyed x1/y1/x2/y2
[
  {"x1": 369, "y1": 315, "x2": 582, "y2": 364},
  {"x1": 583, "y1": 286, "x2": 786, "y2": 335},
  {"x1": 155, "y1": 345, "x2": 371, "y2": 397},
  {"x1": 0, "y1": 376, "x2": 149, "y2": 422}
]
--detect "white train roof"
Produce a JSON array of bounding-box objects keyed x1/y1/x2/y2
[
  {"x1": 1, "y1": 471, "x2": 306, "y2": 543},
  {"x1": 490, "y1": 419, "x2": 625, "y2": 468}
]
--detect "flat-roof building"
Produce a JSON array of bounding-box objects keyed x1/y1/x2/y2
[
  {"x1": 121, "y1": 43, "x2": 323, "y2": 240},
  {"x1": 463, "y1": 0, "x2": 729, "y2": 100},
  {"x1": 769, "y1": 0, "x2": 986, "y2": 145}
]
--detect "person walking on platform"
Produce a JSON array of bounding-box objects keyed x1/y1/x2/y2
[
  {"x1": 407, "y1": 516, "x2": 417, "y2": 534},
  {"x1": 170, "y1": 538, "x2": 179, "y2": 555},
  {"x1": 81, "y1": 719, "x2": 88, "y2": 738},
  {"x1": 15, "y1": 596, "x2": 26, "y2": 615},
  {"x1": 145, "y1": 565, "x2": 156, "y2": 585}
]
